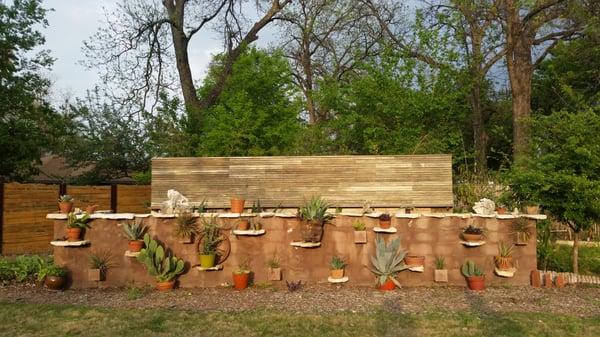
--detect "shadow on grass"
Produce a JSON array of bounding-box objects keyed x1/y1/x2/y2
[
  {"x1": 372, "y1": 294, "x2": 419, "y2": 337},
  {"x1": 464, "y1": 289, "x2": 527, "y2": 336}
]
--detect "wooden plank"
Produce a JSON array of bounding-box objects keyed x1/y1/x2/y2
[{"x1": 151, "y1": 155, "x2": 453, "y2": 208}]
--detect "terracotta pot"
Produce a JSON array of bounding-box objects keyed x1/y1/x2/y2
[
  {"x1": 85, "y1": 204, "x2": 98, "y2": 214},
  {"x1": 465, "y1": 276, "x2": 485, "y2": 291},
  {"x1": 404, "y1": 255, "x2": 425, "y2": 267},
  {"x1": 525, "y1": 205, "x2": 540, "y2": 214},
  {"x1": 128, "y1": 240, "x2": 144, "y2": 252},
  {"x1": 354, "y1": 230, "x2": 367, "y2": 244},
  {"x1": 462, "y1": 233, "x2": 482, "y2": 242},
  {"x1": 495, "y1": 256, "x2": 513, "y2": 270},
  {"x1": 434, "y1": 269, "x2": 448, "y2": 283},
  {"x1": 300, "y1": 221, "x2": 323, "y2": 243},
  {"x1": 232, "y1": 272, "x2": 250, "y2": 290},
  {"x1": 496, "y1": 207, "x2": 507, "y2": 214},
  {"x1": 44, "y1": 276, "x2": 65, "y2": 290},
  {"x1": 230, "y1": 198, "x2": 245, "y2": 213},
  {"x1": 66, "y1": 228, "x2": 82, "y2": 241},
  {"x1": 58, "y1": 201, "x2": 73, "y2": 214},
  {"x1": 330, "y1": 269, "x2": 344, "y2": 279},
  {"x1": 157, "y1": 280, "x2": 175, "y2": 291},
  {"x1": 378, "y1": 277, "x2": 396, "y2": 291},
  {"x1": 199, "y1": 254, "x2": 216, "y2": 268},
  {"x1": 267, "y1": 267, "x2": 282, "y2": 281},
  {"x1": 236, "y1": 219, "x2": 250, "y2": 230},
  {"x1": 379, "y1": 219, "x2": 391, "y2": 229}
]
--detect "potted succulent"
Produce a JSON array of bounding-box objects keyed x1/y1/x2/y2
[
  {"x1": 352, "y1": 220, "x2": 367, "y2": 243},
  {"x1": 404, "y1": 255, "x2": 425, "y2": 268},
  {"x1": 236, "y1": 218, "x2": 250, "y2": 231},
  {"x1": 369, "y1": 235, "x2": 408, "y2": 290},
  {"x1": 462, "y1": 260, "x2": 485, "y2": 291},
  {"x1": 137, "y1": 233, "x2": 185, "y2": 291},
  {"x1": 38, "y1": 262, "x2": 67, "y2": 290},
  {"x1": 175, "y1": 209, "x2": 199, "y2": 243},
  {"x1": 434, "y1": 256, "x2": 448, "y2": 283},
  {"x1": 88, "y1": 250, "x2": 113, "y2": 282},
  {"x1": 298, "y1": 196, "x2": 333, "y2": 243},
  {"x1": 494, "y1": 241, "x2": 514, "y2": 270},
  {"x1": 462, "y1": 225, "x2": 484, "y2": 242},
  {"x1": 378, "y1": 213, "x2": 392, "y2": 229},
  {"x1": 58, "y1": 195, "x2": 74, "y2": 213},
  {"x1": 251, "y1": 199, "x2": 264, "y2": 214},
  {"x1": 66, "y1": 212, "x2": 91, "y2": 241},
  {"x1": 329, "y1": 256, "x2": 347, "y2": 279},
  {"x1": 232, "y1": 259, "x2": 251, "y2": 290},
  {"x1": 122, "y1": 222, "x2": 147, "y2": 252},
  {"x1": 511, "y1": 218, "x2": 532, "y2": 245},
  {"x1": 249, "y1": 219, "x2": 262, "y2": 231},
  {"x1": 266, "y1": 257, "x2": 281, "y2": 281},
  {"x1": 198, "y1": 218, "x2": 223, "y2": 268}
]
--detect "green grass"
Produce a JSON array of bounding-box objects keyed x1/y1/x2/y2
[{"x1": 1, "y1": 301, "x2": 599, "y2": 337}]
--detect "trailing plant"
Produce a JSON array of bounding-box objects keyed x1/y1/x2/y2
[
  {"x1": 266, "y1": 256, "x2": 280, "y2": 269},
  {"x1": 199, "y1": 217, "x2": 223, "y2": 255},
  {"x1": 434, "y1": 256, "x2": 445, "y2": 270},
  {"x1": 88, "y1": 250, "x2": 114, "y2": 273},
  {"x1": 369, "y1": 235, "x2": 408, "y2": 287},
  {"x1": 379, "y1": 213, "x2": 391, "y2": 221},
  {"x1": 175, "y1": 209, "x2": 199, "y2": 239},
  {"x1": 298, "y1": 196, "x2": 333, "y2": 225},
  {"x1": 329, "y1": 256, "x2": 346, "y2": 270},
  {"x1": 59, "y1": 195, "x2": 74, "y2": 203},
  {"x1": 67, "y1": 212, "x2": 91, "y2": 229},
  {"x1": 352, "y1": 221, "x2": 366, "y2": 231},
  {"x1": 137, "y1": 233, "x2": 185, "y2": 282},
  {"x1": 286, "y1": 280, "x2": 303, "y2": 292},
  {"x1": 463, "y1": 225, "x2": 483, "y2": 235},
  {"x1": 461, "y1": 260, "x2": 484, "y2": 277},
  {"x1": 121, "y1": 222, "x2": 147, "y2": 240}
]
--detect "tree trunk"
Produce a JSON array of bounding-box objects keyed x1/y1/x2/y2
[
  {"x1": 573, "y1": 231, "x2": 579, "y2": 275},
  {"x1": 470, "y1": 83, "x2": 488, "y2": 175},
  {"x1": 301, "y1": 36, "x2": 318, "y2": 125}
]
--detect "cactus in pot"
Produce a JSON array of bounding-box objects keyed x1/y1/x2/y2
[{"x1": 137, "y1": 233, "x2": 185, "y2": 291}]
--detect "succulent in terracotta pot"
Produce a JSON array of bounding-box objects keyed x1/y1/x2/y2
[
  {"x1": 494, "y1": 241, "x2": 514, "y2": 270},
  {"x1": 298, "y1": 196, "x2": 333, "y2": 243},
  {"x1": 462, "y1": 225, "x2": 484, "y2": 242},
  {"x1": 58, "y1": 195, "x2": 74, "y2": 214},
  {"x1": 329, "y1": 256, "x2": 347, "y2": 279},
  {"x1": 121, "y1": 221, "x2": 147, "y2": 252},
  {"x1": 369, "y1": 236, "x2": 408, "y2": 290},
  {"x1": 378, "y1": 213, "x2": 392, "y2": 229},
  {"x1": 462, "y1": 260, "x2": 485, "y2": 291}
]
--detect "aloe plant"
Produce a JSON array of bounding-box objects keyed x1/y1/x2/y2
[
  {"x1": 121, "y1": 222, "x2": 146, "y2": 240},
  {"x1": 461, "y1": 260, "x2": 484, "y2": 277},
  {"x1": 299, "y1": 196, "x2": 333, "y2": 224},
  {"x1": 329, "y1": 256, "x2": 346, "y2": 270},
  {"x1": 137, "y1": 234, "x2": 185, "y2": 282},
  {"x1": 369, "y1": 236, "x2": 408, "y2": 287}
]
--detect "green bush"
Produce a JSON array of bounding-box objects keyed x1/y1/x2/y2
[
  {"x1": 0, "y1": 255, "x2": 52, "y2": 284},
  {"x1": 543, "y1": 245, "x2": 600, "y2": 275}
]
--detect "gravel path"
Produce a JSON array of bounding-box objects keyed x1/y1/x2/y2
[{"x1": 1, "y1": 283, "x2": 599, "y2": 317}]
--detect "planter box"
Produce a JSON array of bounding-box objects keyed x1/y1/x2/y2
[
  {"x1": 354, "y1": 231, "x2": 367, "y2": 244},
  {"x1": 267, "y1": 267, "x2": 281, "y2": 281},
  {"x1": 88, "y1": 269, "x2": 104, "y2": 282},
  {"x1": 434, "y1": 269, "x2": 448, "y2": 283}
]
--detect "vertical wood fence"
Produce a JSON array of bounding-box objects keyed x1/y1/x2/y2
[{"x1": 0, "y1": 182, "x2": 151, "y2": 255}]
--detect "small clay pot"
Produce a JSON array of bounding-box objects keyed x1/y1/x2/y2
[
  {"x1": 267, "y1": 267, "x2": 282, "y2": 281},
  {"x1": 462, "y1": 233, "x2": 482, "y2": 242},
  {"x1": 354, "y1": 230, "x2": 367, "y2": 244},
  {"x1": 236, "y1": 219, "x2": 250, "y2": 230},
  {"x1": 379, "y1": 219, "x2": 391, "y2": 229},
  {"x1": 232, "y1": 272, "x2": 250, "y2": 290},
  {"x1": 378, "y1": 277, "x2": 396, "y2": 291},
  {"x1": 44, "y1": 276, "x2": 65, "y2": 290},
  {"x1": 58, "y1": 201, "x2": 73, "y2": 214},
  {"x1": 495, "y1": 256, "x2": 513, "y2": 270},
  {"x1": 157, "y1": 280, "x2": 175, "y2": 291},
  {"x1": 466, "y1": 276, "x2": 485, "y2": 291},
  {"x1": 85, "y1": 204, "x2": 98, "y2": 214},
  {"x1": 128, "y1": 240, "x2": 144, "y2": 252},
  {"x1": 230, "y1": 198, "x2": 245, "y2": 213},
  {"x1": 404, "y1": 255, "x2": 425, "y2": 267},
  {"x1": 330, "y1": 269, "x2": 344, "y2": 279},
  {"x1": 496, "y1": 207, "x2": 507, "y2": 214},
  {"x1": 66, "y1": 228, "x2": 82, "y2": 241}
]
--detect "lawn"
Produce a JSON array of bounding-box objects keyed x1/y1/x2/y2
[{"x1": 1, "y1": 301, "x2": 599, "y2": 337}]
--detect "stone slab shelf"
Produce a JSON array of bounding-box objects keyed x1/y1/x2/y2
[
  {"x1": 327, "y1": 276, "x2": 349, "y2": 283},
  {"x1": 259, "y1": 212, "x2": 275, "y2": 217},
  {"x1": 232, "y1": 229, "x2": 266, "y2": 236},
  {"x1": 364, "y1": 212, "x2": 382, "y2": 218},
  {"x1": 51, "y1": 240, "x2": 90, "y2": 247},
  {"x1": 218, "y1": 213, "x2": 242, "y2": 218},
  {"x1": 339, "y1": 212, "x2": 364, "y2": 217},
  {"x1": 274, "y1": 213, "x2": 298, "y2": 218},
  {"x1": 125, "y1": 250, "x2": 141, "y2": 258},
  {"x1": 373, "y1": 227, "x2": 397, "y2": 233},
  {"x1": 408, "y1": 266, "x2": 425, "y2": 273},
  {"x1": 460, "y1": 240, "x2": 486, "y2": 247},
  {"x1": 196, "y1": 265, "x2": 224, "y2": 272},
  {"x1": 495, "y1": 267, "x2": 517, "y2": 278},
  {"x1": 395, "y1": 213, "x2": 420, "y2": 219},
  {"x1": 290, "y1": 241, "x2": 321, "y2": 248}
]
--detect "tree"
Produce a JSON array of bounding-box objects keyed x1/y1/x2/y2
[
  {"x1": 83, "y1": 0, "x2": 291, "y2": 126},
  {"x1": 507, "y1": 110, "x2": 600, "y2": 274},
  {"x1": 0, "y1": 0, "x2": 65, "y2": 181},
  {"x1": 195, "y1": 47, "x2": 302, "y2": 156}
]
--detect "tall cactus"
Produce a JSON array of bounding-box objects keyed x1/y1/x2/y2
[{"x1": 137, "y1": 233, "x2": 185, "y2": 282}]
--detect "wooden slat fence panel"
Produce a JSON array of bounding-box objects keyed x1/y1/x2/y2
[
  {"x1": 68, "y1": 186, "x2": 111, "y2": 211},
  {"x1": 151, "y1": 155, "x2": 453, "y2": 208},
  {"x1": 116, "y1": 185, "x2": 151, "y2": 213}
]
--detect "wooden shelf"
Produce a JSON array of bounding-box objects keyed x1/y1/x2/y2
[
  {"x1": 50, "y1": 240, "x2": 90, "y2": 247},
  {"x1": 232, "y1": 229, "x2": 266, "y2": 236}
]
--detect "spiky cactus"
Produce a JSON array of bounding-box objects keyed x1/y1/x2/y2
[
  {"x1": 461, "y1": 260, "x2": 484, "y2": 277},
  {"x1": 137, "y1": 234, "x2": 185, "y2": 282},
  {"x1": 369, "y1": 235, "x2": 408, "y2": 287}
]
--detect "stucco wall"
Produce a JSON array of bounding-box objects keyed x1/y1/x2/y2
[{"x1": 52, "y1": 214, "x2": 537, "y2": 288}]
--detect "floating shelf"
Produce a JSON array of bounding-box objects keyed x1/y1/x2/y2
[
  {"x1": 373, "y1": 227, "x2": 397, "y2": 233},
  {"x1": 395, "y1": 213, "x2": 420, "y2": 219},
  {"x1": 327, "y1": 276, "x2": 349, "y2": 283},
  {"x1": 339, "y1": 212, "x2": 364, "y2": 217},
  {"x1": 274, "y1": 213, "x2": 297, "y2": 218},
  {"x1": 196, "y1": 265, "x2": 223, "y2": 271},
  {"x1": 364, "y1": 212, "x2": 382, "y2": 218},
  {"x1": 232, "y1": 229, "x2": 266, "y2": 236},
  {"x1": 151, "y1": 212, "x2": 176, "y2": 218},
  {"x1": 290, "y1": 241, "x2": 321, "y2": 248},
  {"x1": 51, "y1": 240, "x2": 90, "y2": 247},
  {"x1": 495, "y1": 267, "x2": 517, "y2": 278},
  {"x1": 125, "y1": 250, "x2": 140, "y2": 257},
  {"x1": 218, "y1": 213, "x2": 241, "y2": 218},
  {"x1": 408, "y1": 266, "x2": 424, "y2": 273},
  {"x1": 460, "y1": 240, "x2": 486, "y2": 247},
  {"x1": 472, "y1": 213, "x2": 495, "y2": 218}
]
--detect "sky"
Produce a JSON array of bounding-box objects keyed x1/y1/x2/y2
[{"x1": 42, "y1": 0, "x2": 231, "y2": 103}]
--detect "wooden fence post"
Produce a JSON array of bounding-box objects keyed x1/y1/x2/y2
[
  {"x1": 59, "y1": 183, "x2": 67, "y2": 197},
  {"x1": 111, "y1": 184, "x2": 118, "y2": 213}
]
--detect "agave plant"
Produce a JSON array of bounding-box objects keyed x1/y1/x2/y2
[
  {"x1": 369, "y1": 236, "x2": 408, "y2": 287},
  {"x1": 137, "y1": 234, "x2": 185, "y2": 282},
  {"x1": 298, "y1": 196, "x2": 333, "y2": 224},
  {"x1": 121, "y1": 222, "x2": 147, "y2": 241}
]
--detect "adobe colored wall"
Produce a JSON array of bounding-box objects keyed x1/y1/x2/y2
[{"x1": 52, "y1": 214, "x2": 537, "y2": 288}]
